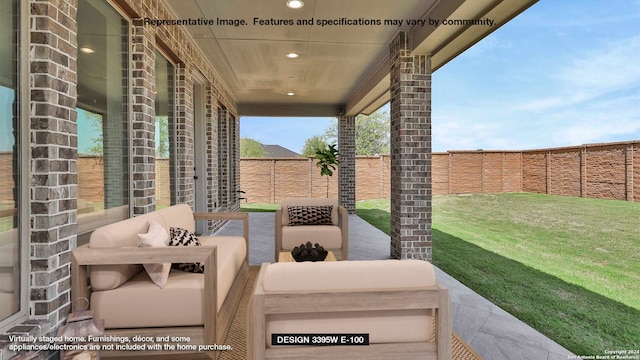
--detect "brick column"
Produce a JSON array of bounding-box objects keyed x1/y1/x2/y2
[
  {"x1": 29, "y1": 0, "x2": 78, "y2": 332},
  {"x1": 338, "y1": 114, "x2": 356, "y2": 213},
  {"x1": 103, "y1": 18, "x2": 129, "y2": 209},
  {"x1": 131, "y1": 24, "x2": 156, "y2": 215},
  {"x1": 389, "y1": 31, "x2": 432, "y2": 261},
  {"x1": 230, "y1": 114, "x2": 241, "y2": 211},
  {"x1": 218, "y1": 107, "x2": 229, "y2": 209},
  {"x1": 205, "y1": 85, "x2": 219, "y2": 231},
  {"x1": 175, "y1": 64, "x2": 195, "y2": 208}
]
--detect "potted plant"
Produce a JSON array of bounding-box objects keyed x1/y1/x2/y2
[{"x1": 314, "y1": 144, "x2": 339, "y2": 197}]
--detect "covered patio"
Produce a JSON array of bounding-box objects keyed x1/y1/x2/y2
[
  {"x1": 1, "y1": 0, "x2": 576, "y2": 358},
  {"x1": 166, "y1": 0, "x2": 544, "y2": 261},
  {"x1": 216, "y1": 213, "x2": 575, "y2": 360}
]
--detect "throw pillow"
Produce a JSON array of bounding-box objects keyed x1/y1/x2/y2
[
  {"x1": 137, "y1": 220, "x2": 172, "y2": 288},
  {"x1": 169, "y1": 227, "x2": 205, "y2": 273},
  {"x1": 287, "y1": 205, "x2": 333, "y2": 226}
]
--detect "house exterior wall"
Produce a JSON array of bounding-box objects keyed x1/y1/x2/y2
[{"x1": 0, "y1": 0, "x2": 240, "y2": 357}]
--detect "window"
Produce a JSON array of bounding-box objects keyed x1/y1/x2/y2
[
  {"x1": 155, "y1": 51, "x2": 175, "y2": 209},
  {"x1": 0, "y1": 0, "x2": 21, "y2": 326},
  {"x1": 76, "y1": 0, "x2": 130, "y2": 235}
]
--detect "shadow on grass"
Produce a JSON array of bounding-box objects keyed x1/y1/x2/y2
[{"x1": 432, "y1": 228, "x2": 640, "y2": 355}]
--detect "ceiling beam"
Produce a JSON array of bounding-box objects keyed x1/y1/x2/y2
[{"x1": 237, "y1": 103, "x2": 342, "y2": 117}]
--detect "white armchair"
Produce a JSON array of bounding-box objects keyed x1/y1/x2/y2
[{"x1": 275, "y1": 198, "x2": 348, "y2": 261}]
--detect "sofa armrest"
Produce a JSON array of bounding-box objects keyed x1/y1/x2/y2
[
  {"x1": 338, "y1": 206, "x2": 349, "y2": 259},
  {"x1": 274, "y1": 208, "x2": 283, "y2": 260},
  {"x1": 71, "y1": 245, "x2": 218, "y2": 347},
  {"x1": 194, "y1": 211, "x2": 249, "y2": 266}
]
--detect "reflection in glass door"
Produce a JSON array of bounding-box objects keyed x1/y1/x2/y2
[{"x1": 0, "y1": 0, "x2": 20, "y2": 324}]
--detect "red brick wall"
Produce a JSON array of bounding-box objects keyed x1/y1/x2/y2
[
  {"x1": 634, "y1": 146, "x2": 640, "y2": 202},
  {"x1": 356, "y1": 156, "x2": 387, "y2": 200},
  {"x1": 449, "y1": 152, "x2": 483, "y2": 194},
  {"x1": 523, "y1": 151, "x2": 547, "y2": 194},
  {"x1": 432, "y1": 153, "x2": 449, "y2": 195},
  {"x1": 503, "y1": 153, "x2": 523, "y2": 192},
  {"x1": 74, "y1": 141, "x2": 639, "y2": 205},
  {"x1": 0, "y1": 153, "x2": 14, "y2": 203},
  {"x1": 520, "y1": 142, "x2": 638, "y2": 201},
  {"x1": 241, "y1": 158, "x2": 273, "y2": 203},
  {"x1": 156, "y1": 158, "x2": 171, "y2": 207},
  {"x1": 78, "y1": 155, "x2": 104, "y2": 203},
  {"x1": 585, "y1": 145, "x2": 626, "y2": 200},
  {"x1": 548, "y1": 148, "x2": 581, "y2": 197}
]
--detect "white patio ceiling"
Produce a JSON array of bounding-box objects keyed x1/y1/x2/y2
[{"x1": 165, "y1": 0, "x2": 538, "y2": 116}]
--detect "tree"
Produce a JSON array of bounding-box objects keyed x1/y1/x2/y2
[
  {"x1": 155, "y1": 116, "x2": 170, "y2": 158},
  {"x1": 314, "y1": 144, "x2": 339, "y2": 197},
  {"x1": 240, "y1": 137, "x2": 267, "y2": 158},
  {"x1": 80, "y1": 109, "x2": 104, "y2": 156},
  {"x1": 324, "y1": 110, "x2": 390, "y2": 155},
  {"x1": 301, "y1": 135, "x2": 328, "y2": 157}
]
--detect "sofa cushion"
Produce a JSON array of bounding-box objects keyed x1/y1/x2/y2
[
  {"x1": 280, "y1": 225, "x2": 342, "y2": 250},
  {"x1": 89, "y1": 212, "x2": 165, "y2": 291},
  {"x1": 199, "y1": 235, "x2": 247, "y2": 309},
  {"x1": 170, "y1": 227, "x2": 204, "y2": 273},
  {"x1": 287, "y1": 206, "x2": 333, "y2": 226},
  {"x1": 137, "y1": 220, "x2": 172, "y2": 288},
  {"x1": 92, "y1": 270, "x2": 205, "y2": 328},
  {"x1": 263, "y1": 260, "x2": 436, "y2": 292},
  {"x1": 89, "y1": 204, "x2": 196, "y2": 291},
  {"x1": 92, "y1": 235, "x2": 246, "y2": 329},
  {"x1": 280, "y1": 198, "x2": 339, "y2": 226},
  {"x1": 262, "y1": 260, "x2": 436, "y2": 345}
]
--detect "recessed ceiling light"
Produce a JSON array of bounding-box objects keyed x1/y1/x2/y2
[
  {"x1": 80, "y1": 47, "x2": 95, "y2": 54},
  {"x1": 286, "y1": 0, "x2": 304, "y2": 9},
  {"x1": 286, "y1": 52, "x2": 299, "y2": 59},
  {"x1": 286, "y1": 91, "x2": 295, "y2": 96}
]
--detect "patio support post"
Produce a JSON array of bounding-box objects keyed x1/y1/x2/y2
[
  {"x1": 174, "y1": 64, "x2": 195, "y2": 208},
  {"x1": 218, "y1": 107, "x2": 230, "y2": 209},
  {"x1": 131, "y1": 23, "x2": 157, "y2": 215},
  {"x1": 205, "y1": 85, "x2": 220, "y2": 232},
  {"x1": 389, "y1": 31, "x2": 433, "y2": 261},
  {"x1": 29, "y1": 0, "x2": 79, "y2": 332},
  {"x1": 338, "y1": 114, "x2": 357, "y2": 213}
]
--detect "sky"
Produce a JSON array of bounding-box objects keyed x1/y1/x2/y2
[{"x1": 240, "y1": 0, "x2": 640, "y2": 153}]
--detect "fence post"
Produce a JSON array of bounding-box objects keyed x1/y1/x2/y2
[
  {"x1": 580, "y1": 146, "x2": 587, "y2": 198},
  {"x1": 626, "y1": 144, "x2": 634, "y2": 201}
]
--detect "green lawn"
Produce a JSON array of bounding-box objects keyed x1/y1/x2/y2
[
  {"x1": 240, "y1": 203, "x2": 279, "y2": 212},
  {"x1": 356, "y1": 193, "x2": 640, "y2": 355}
]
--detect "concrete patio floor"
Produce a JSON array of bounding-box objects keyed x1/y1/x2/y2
[{"x1": 215, "y1": 212, "x2": 576, "y2": 360}]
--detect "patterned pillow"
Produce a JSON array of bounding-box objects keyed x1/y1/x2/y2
[
  {"x1": 169, "y1": 227, "x2": 204, "y2": 273},
  {"x1": 287, "y1": 205, "x2": 334, "y2": 226}
]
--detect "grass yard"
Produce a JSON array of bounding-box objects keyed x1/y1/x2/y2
[
  {"x1": 356, "y1": 193, "x2": 640, "y2": 355},
  {"x1": 240, "y1": 203, "x2": 279, "y2": 212}
]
